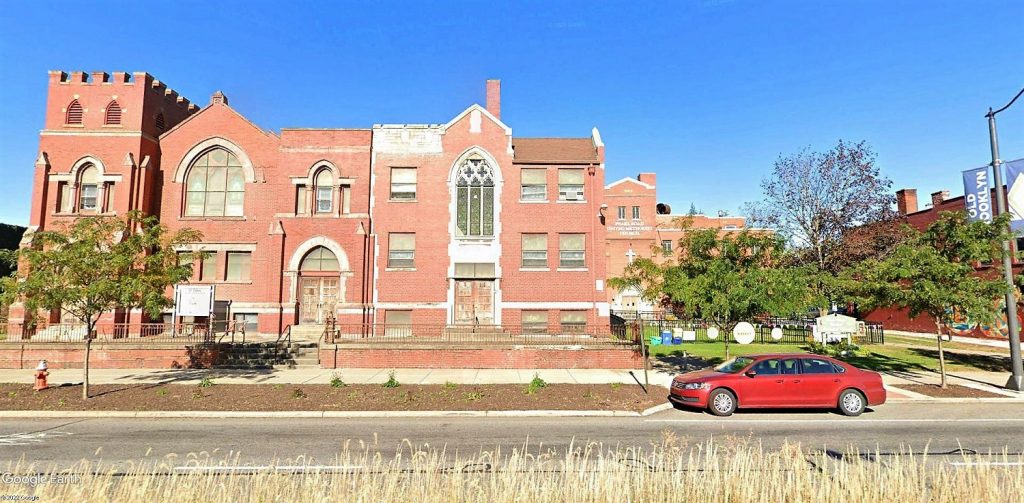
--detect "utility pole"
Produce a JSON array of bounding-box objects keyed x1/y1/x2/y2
[{"x1": 987, "y1": 87, "x2": 1024, "y2": 391}]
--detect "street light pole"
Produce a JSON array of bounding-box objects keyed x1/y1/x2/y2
[{"x1": 987, "y1": 86, "x2": 1024, "y2": 391}]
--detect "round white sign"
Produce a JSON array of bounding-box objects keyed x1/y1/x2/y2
[
  {"x1": 770, "y1": 327, "x2": 784, "y2": 341},
  {"x1": 707, "y1": 327, "x2": 719, "y2": 340},
  {"x1": 733, "y1": 322, "x2": 756, "y2": 345}
]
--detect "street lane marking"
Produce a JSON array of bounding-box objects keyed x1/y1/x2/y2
[
  {"x1": 0, "y1": 431, "x2": 73, "y2": 446},
  {"x1": 946, "y1": 465, "x2": 1024, "y2": 469},
  {"x1": 175, "y1": 465, "x2": 365, "y2": 473},
  {"x1": 645, "y1": 418, "x2": 1024, "y2": 424}
]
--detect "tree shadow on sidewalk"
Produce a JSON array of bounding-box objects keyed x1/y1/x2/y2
[{"x1": 651, "y1": 350, "x2": 716, "y2": 374}]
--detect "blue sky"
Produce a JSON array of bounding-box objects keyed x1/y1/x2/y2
[{"x1": 0, "y1": 0, "x2": 1022, "y2": 225}]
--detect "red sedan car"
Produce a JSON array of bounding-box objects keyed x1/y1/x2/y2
[{"x1": 668, "y1": 353, "x2": 886, "y2": 416}]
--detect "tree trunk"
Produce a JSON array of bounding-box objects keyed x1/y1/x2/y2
[
  {"x1": 83, "y1": 320, "x2": 94, "y2": 400},
  {"x1": 935, "y1": 321, "x2": 947, "y2": 389}
]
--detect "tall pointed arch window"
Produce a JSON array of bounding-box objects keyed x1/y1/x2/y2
[
  {"x1": 314, "y1": 169, "x2": 334, "y2": 214},
  {"x1": 66, "y1": 100, "x2": 83, "y2": 125},
  {"x1": 104, "y1": 100, "x2": 122, "y2": 125},
  {"x1": 455, "y1": 157, "x2": 495, "y2": 237},
  {"x1": 184, "y1": 148, "x2": 245, "y2": 217}
]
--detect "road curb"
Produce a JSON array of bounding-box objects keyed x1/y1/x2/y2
[{"x1": 0, "y1": 409, "x2": 645, "y2": 419}]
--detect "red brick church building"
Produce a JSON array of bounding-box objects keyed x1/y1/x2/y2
[{"x1": 9, "y1": 71, "x2": 750, "y2": 340}]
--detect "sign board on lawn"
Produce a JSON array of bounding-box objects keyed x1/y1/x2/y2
[
  {"x1": 174, "y1": 285, "x2": 215, "y2": 317},
  {"x1": 815, "y1": 314, "x2": 858, "y2": 343}
]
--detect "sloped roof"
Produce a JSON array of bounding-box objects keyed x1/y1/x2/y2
[{"x1": 512, "y1": 138, "x2": 598, "y2": 163}]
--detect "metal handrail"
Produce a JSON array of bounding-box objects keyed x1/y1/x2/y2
[{"x1": 277, "y1": 324, "x2": 292, "y2": 348}]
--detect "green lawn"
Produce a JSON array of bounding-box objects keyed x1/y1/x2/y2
[{"x1": 646, "y1": 340, "x2": 1012, "y2": 373}]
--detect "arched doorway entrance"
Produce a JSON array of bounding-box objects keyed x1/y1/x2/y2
[{"x1": 298, "y1": 246, "x2": 340, "y2": 324}]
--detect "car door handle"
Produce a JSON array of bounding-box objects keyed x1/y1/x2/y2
[
  {"x1": 792, "y1": 380, "x2": 801, "y2": 383},
  {"x1": 833, "y1": 379, "x2": 840, "y2": 383},
  {"x1": 775, "y1": 379, "x2": 784, "y2": 383}
]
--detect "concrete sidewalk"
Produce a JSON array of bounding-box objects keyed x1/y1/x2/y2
[{"x1": 0, "y1": 367, "x2": 665, "y2": 387}]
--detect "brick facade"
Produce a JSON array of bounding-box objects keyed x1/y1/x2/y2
[{"x1": 13, "y1": 72, "x2": 618, "y2": 336}]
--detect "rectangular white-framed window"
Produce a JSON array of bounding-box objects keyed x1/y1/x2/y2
[
  {"x1": 560, "y1": 310, "x2": 587, "y2": 333},
  {"x1": 226, "y1": 251, "x2": 252, "y2": 282},
  {"x1": 558, "y1": 169, "x2": 584, "y2": 201},
  {"x1": 632, "y1": 206, "x2": 641, "y2": 219},
  {"x1": 521, "y1": 234, "x2": 548, "y2": 269},
  {"x1": 559, "y1": 233, "x2": 585, "y2": 268},
  {"x1": 661, "y1": 240, "x2": 673, "y2": 253},
  {"x1": 522, "y1": 310, "x2": 548, "y2": 334},
  {"x1": 200, "y1": 252, "x2": 217, "y2": 282},
  {"x1": 233, "y1": 312, "x2": 258, "y2": 333},
  {"x1": 384, "y1": 310, "x2": 412, "y2": 337},
  {"x1": 79, "y1": 184, "x2": 98, "y2": 212},
  {"x1": 617, "y1": 206, "x2": 625, "y2": 219},
  {"x1": 390, "y1": 167, "x2": 417, "y2": 200},
  {"x1": 316, "y1": 186, "x2": 333, "y2": 213},
  {"x1": 388, "y1": 233, "x2": 415, "y2": 268},
  {"x1": 296, "y1": 185, "x2": 308, "y2": 214},
  {"x1": 520, "y1": 168, "x2": 547, "y2": 201}
]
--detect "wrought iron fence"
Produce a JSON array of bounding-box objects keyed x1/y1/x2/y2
[
  {"x1": 0, "y1": 321, "x2": 243, "y2": 345},
  {"x1": 322, "y1": 323, "x2": 639, "y2": 348},
  {"x1": 611, "y1": 311, "x2": 885, "y2": 345}
]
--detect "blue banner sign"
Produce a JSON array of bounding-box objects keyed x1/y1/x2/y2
[
  {"x1": 1006, "y1": 159, "x2": 1024, "y2": 232},
  {"x1": 962, "y1": 166, "x2": 992, "y2": 223}
]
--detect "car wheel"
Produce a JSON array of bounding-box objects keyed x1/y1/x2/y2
[
  {"x1": 707, "y1": 388, "x2": 736, "y2": 417},
  {"x1": 838, "y1": 389, "x2": 866, "y2": 416}
]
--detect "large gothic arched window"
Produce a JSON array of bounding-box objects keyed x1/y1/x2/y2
[
  {"x1": 184, "y1": 148, "x2": 245, "y2": 217},
  {"x1": 455, "y1": 157, "x2": 495, "y2": 237}
]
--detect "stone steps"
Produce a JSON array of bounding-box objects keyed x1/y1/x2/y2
[{"x1": 211, "y1": 341, "x2": 319, "y2": 369}]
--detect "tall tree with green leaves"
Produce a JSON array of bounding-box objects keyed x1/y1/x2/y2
[
  {"x1": 611, "y1": 229, "x2": 819, "y2": 359},
  {"x1": 0, "y1": 211, "x2": 200, "y2": 398},
  {"x1": 847, "y1": 212, "x2": 1010, "y2": 388}
]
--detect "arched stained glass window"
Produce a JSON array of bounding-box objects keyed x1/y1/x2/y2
[
  {"x1": 184, "y1": 148, "x2": 245, "y2": 217},
  {"x1": 300, "y1": 246, "x2": 339, "y2": 272},
  {"x1": 455, "y1": 157, "x2": 495, "y2": 237}
]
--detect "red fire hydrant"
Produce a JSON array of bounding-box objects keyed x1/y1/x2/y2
[{"x1": 33, "y1": 360, "x2": 49, "y2": 391}]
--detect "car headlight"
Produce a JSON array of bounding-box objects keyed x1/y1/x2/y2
[{"x1": 680, "y1": 382, "x2": 709, "y2": 390}]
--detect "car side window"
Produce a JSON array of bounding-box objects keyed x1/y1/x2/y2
[
  {"x1": 752, "y1": 359, "x2": 780, "y2": 375},
  {"x1": 780, "y1": 359, "x2": 800, "y2": 375},
  {"x1": 801, "y1": 358, "x2": 837, "y2": 374}
]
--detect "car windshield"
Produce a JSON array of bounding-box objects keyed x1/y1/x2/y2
[{"x1": 714, "y1": 357, "x2": 754, "y2": 374}]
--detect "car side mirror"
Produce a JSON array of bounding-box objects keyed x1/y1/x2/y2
[{"x1": 744, "y1": 370, "x2": 757, "y2": 378}]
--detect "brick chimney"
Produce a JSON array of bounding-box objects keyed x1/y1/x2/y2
[
  {"x1": 896, "y1": 189, "x2": 918, "y2": 215},
  {"x1": 485, "y1": 79, "x2": 500, "y2": 120},
  {"x1": 930, "y1": 190, "x2": 950, "y2": 208}
]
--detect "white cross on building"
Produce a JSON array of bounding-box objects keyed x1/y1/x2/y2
[{"x1": 625, "y1": 247, "x2": 637, "y2": 264}]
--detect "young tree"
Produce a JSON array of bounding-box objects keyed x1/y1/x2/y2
[
  {"x1": 0, "y1": 212, "x2": 200, "y2": 398},
  {"x1": 744, "y1": 140, "x2": 896, "y2": 274},
  {"x1": 847, "y1": 212, "x2": 1010, "y2": 388},
  {"x1": 611, "y1": 229, "x2": 818, "y2": 360}
]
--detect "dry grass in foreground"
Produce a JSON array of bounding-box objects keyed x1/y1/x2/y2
[{"x1": 3, "y1": 439, "x2": 1021, "y2": 502}]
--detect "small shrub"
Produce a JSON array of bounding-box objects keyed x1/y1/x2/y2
[
  {"x1": 583, "y1": 390, "x2": 595, "y2": 399},
  {"x1": 273, "y1": 383, "x2": 284, "y2": 390},
  {"x1": 7, "y1": 391, "x2": 17, "y2": 398},
  {"x1": 525, "y1": 373, "x2": 548, "y2": 395},
  {"x1": 198, "y1": 377, "x2": 214, "y2": 388},
  {"x1": 807, "y1": 340, "x2": 861, "y2": 360},
  {"x1": 610, "y1": 382, "x2": 622, "y2": 390},
  {"x1": 464, "y1": 391, "x2": 484, "y2": 401},
  {"x1": 329, "y1": 373, "x2": 346, "y2": 388},
  {"x1": 382, "y1": 370, "x2": 400, "y2": 388},
  {"x1": 443, "y1": 381, "x2": 458, "y2": 390},
  {"x1": 156, "y1": 388, "x2": 168, "y2": 397},
  {"x1": 191, "y1": 390, "x2": 203, "y2": 400},
  {"x1": 57, "y1": 398, "x2": 67, "y2": 407},
  {"x1": 292, "y1": 388, "x2": 307, "y2": 399}
]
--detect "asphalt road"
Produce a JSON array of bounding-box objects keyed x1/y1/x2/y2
[{"x1": 1, "y1": 402, "x2": 1022, "y2": 471}]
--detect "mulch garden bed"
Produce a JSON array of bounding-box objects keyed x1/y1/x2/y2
[
  {"x1": 0, "y1": 382, "x2": 662, "y2": 412},
  {"x1": 897, "y1": 383, "x2": 1010, "y2": 398}
]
